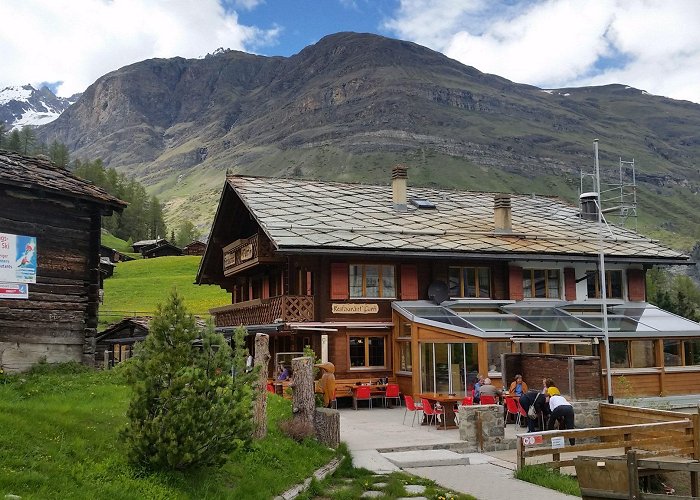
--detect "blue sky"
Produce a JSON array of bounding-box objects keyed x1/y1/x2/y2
[{"x1": 1, "y1": 0, "x2": 699, "y2": 104}]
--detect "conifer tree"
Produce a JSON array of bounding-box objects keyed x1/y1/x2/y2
[{"x1": 122, "y1": 290, "x2": 255, "y2": 470}]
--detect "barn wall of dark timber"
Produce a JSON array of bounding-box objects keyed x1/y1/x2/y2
[{"x1": 0, "y1": 188, "x2": 102, "y2": 372}]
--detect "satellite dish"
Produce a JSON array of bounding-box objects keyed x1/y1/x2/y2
[{"x1": 427, "y1": 281, "x2": 449, "y2": 305}]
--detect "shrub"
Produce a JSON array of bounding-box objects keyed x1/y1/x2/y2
[
  {"x1": 121, "y1": 289, "x2": 255, "y2": 470},
  {"x1": 278, "y1": 417, "x2": 315, "y2": 442}
]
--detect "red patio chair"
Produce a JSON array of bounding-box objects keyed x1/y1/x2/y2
[
  {"x1": 479, "y1": 394, "x2": 497, "y2": 405},
  {"x1": 453, "y1": 396, "x2": 473, "y2": 426},
  {"x1": 504, "y1": 396, "x2": 521, "y2": 427},
  {"x1": 403, "y1": 395, "x2": 423, "y2": 426},
  {"x1": 421, "y1": 398, "x2": 445, "y2": 429},
  {"x1": 354, "y1": 385, "x2": 372, "y2": 410},
  {"x1": 266, "y1": 383, "x2": 275, "y2": 393},
  {"x1": 384, "y1": 383, "x2": 401, "y2": 408}
]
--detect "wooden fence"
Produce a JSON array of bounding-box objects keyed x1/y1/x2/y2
[
  {"x1": 575, "y1": 450, "x2": 700, "y2": 499},
  {"x1": 517, "y1": 403, "x2": 700, "y2": 470}
]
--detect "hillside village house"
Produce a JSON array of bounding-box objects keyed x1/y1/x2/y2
[
  {"x1": 0, "y1": 151, "x2": 126, "y2": 372},
  {"x1": 196, "y1": 166, "x2": 700, "y2": 399}
]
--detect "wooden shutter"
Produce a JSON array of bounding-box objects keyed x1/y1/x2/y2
[
  {"x1": 508, "y1": 266, "x2": 524, "y2": 301},
  {"x1": 330, "y1": 263, "x2": 349, "y2": 300},
  {"x1": 627, "y1": 269, "x2": 646, "y2": 302},
  {"x1": 564, "y1": 267, "x2": 576, "y2": 300},
  {"x1": 400, "y1": 265, "x2": 419, "y2": 300}
]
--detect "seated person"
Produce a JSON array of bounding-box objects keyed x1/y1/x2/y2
[
  {"x1": 276, "y1": 364, "x2": 290, "y2": 381},
  {"x1": 478, "y1": 378, "x2": 502, "y2": 400},
  {"x1": 508, "y1": 374, "x2": 528, "y2": 396},
  {"x1": 547, "y1": 392, "x2": 575, "y2": 445},
  {"x1": 473, "y1": 374, "x2": 484, "y2": 403}
]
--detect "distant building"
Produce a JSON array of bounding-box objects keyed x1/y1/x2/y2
[
  {"x1": 132, "y1": 238, "x2": 165, "y2": 254},
  {"x1": 100, "y1": 244, "x2": 134, "y2": 263},
  {"x1": 0, "y1": 151, "x2": 126, "y2": 372},
  {"x1": 183, "y1": 240, "x2": 206, "y2": 256},
  {"x1": 142, "y1": 240, "x2": 183, "y2": 259}
]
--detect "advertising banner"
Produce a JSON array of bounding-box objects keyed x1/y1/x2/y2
[
  {"x1": 0, "y1": 233, "x2": 37, "y2": 284},
  {"x1": 0, "y1": 282, "x2": 29, "y2": 299}
]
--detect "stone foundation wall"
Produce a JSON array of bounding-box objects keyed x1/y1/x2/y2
[
  {"x1": 571, "y1": 400, "x2": 601, "y2": 429},
  {"x1": 458, "y1": 404, "x2": 514, "y2": 452}
]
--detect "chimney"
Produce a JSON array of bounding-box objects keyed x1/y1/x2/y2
[
  {"x1": 494, "y1": 194, "x2": 512, "y2": 233},
  {"x1": 579, "y1": 192, "x2": 599, "y2": 221},
  {"x1": 392, "y1": 164, "x2": 408, "y2": 212}
]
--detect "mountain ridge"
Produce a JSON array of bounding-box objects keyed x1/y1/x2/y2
[
  {"x1": 0, "y1": 84, "x2": 79, "y2": 129},
  {"x1": 33, "y1": 31, "x2": 700, "y2": 248}
]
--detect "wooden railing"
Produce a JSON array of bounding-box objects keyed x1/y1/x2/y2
[
  {"x1": 211, "y1": 295, "x2": 314, "y2": 326},
  {"x1": 222, "y1": 232, "x2": 281, "y2": 276},
  {"x1": 516, "y1": 417, "x2": 700, "y2": 470}
]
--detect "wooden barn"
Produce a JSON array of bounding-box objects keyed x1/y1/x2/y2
[
  {"x1": 142, "y1": 240, "x2": 183, "y2": 258},
  {"x1": 0, "y1": 151, "x2": 126, "y2": 372},
  {"x1": 183, "y1": 240, "x2": 206, "y2": 256}
]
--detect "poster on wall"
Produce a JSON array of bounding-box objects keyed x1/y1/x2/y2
[
  {"x1": 0, "y1": 233, "x2": 37, "y2": 284},
  {"x1": 0, "y1": 282, "x2": 28, "y2": 299}
]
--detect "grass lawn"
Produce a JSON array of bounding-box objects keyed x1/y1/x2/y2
[
  {"x1": 514, "y1": 464, "x2": 581, "y2": 496},
  {"x1": 0, "y1": 364, "x2": 336, "y2": 499},
  {"x1": 101, "y1": 256, "x2": 229, "y2": 326},
  {"x1": 101, "y1": 231, "x2": 141, "y2": 259}
]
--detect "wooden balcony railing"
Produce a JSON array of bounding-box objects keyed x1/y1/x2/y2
[
  {"x1": 211, "y1": 295, "x2": 314, "y2": 327},
  {"x1": 223, "y1": 232, "x2": 282, "y2": 276}
]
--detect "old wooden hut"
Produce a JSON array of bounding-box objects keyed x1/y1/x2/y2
[
  {"x1": 183, "y1": 240, "x2": 206, "y2": 256},
  {"x1": 0, "y1": 151, "x2": 126, "y2": 372},
  {"x1": 142, "y1": 240, "x2": 183, "y2": 258}
]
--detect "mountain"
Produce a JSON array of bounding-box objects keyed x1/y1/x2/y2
[
  {"x1": 0, "y1": 84, "x2": 79, "y2": 129},
  {"x1": 35, "y1": 32, "x2": 700, "y2": 248}
]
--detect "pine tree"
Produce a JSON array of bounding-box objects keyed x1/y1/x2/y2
[
  {"x1": 0, "y1": 123, "x2": 5, "y2": 148},
  {"x1": 6, "y1": 129, "x2": 21, "y2": 152},
  {"x1": 121, "y1": 290, "x2": 255, "y2": 470},
  {"x1": 49, "y1": 140, "x2": 70, "y2": 167},
  {"x1": 19, "y1": 126, "x2": 36, "y2": 155}
]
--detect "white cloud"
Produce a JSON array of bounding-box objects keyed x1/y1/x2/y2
[
  {"x1": 0, "y1": 0, "x2": 279, "y2": 97},
  {"x1": 385, "y1": 0, "x2": 700, "y2": 104}
]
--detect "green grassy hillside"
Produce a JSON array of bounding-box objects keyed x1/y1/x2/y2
[{"x1": 100, "y1": 256, "x2": 229, "y2": 326}]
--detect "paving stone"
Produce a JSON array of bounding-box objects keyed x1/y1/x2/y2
[
  {"x1": 397, "y1": 497, "x2": 428, "y2": 500},
  {"x1": 360, "y1": 491, "x2": 383, "y2": 498},
  {"x1": 381, "y1": 449, "x2": 469, "y2": 468},
  {"x1": 372, "y1": 482, "x2": 388, "y2": 488},
  {"x1": 405, "y1": 484, "x2": 427, "y2": 494}
]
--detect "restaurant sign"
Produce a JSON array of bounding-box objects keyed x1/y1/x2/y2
[
  {"x1": 0, "y1": 233, "x2": 37, "y2": 284},
  {"x1": 521, "y1": 435, "x2": 543, "y2": 446},
  {"x1": 331, "y1": 303, "x2": 379, "y2": 314}
]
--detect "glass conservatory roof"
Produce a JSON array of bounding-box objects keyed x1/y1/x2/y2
[{"x1": 392, "y1": 300, "x2": 700, "y2": 340}]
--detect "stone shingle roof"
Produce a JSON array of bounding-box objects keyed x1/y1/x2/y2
[
  {"x1": 0, "y1": 150, "x2": 126, "y2": 210},
  {"x1": 227, "y1": 175, "x2": 686, "y2": 261}
]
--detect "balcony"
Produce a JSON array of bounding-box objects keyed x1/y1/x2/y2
[
  {"x1": 223, "y1": 232, "x2": 283, "y2": 276},
  {"x1": 211, "y1": 295, "x2": 314, "y2": 327}
]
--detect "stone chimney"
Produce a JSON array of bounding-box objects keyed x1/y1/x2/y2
[
  {"x1": 392, "y1": 164, "x2": 408, "y2": 212},
  {"x1": 494, "y1": 194, "x2": 512, "y2": 233},
  {"x1": 579, "y1": 192, "x2": 600, "y2": 221}
]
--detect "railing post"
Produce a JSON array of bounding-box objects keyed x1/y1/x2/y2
[
  {"x1": 624, "y1": 432, "x2": 631, "y2": 453},
  {"x1": 516, "y1": 435, "x2": 525, "y2": 470},
  {"x1": 626, "y1": 450, "x2": 640, "y2": 500},
  {"x1": 693, "y1": 413, "x2": 700, "y2": 460}
]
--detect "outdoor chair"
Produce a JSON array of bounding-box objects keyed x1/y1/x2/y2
[
  {"x1": 504, "y1": 396, "x2": 521, "y2": 427},
  {"x1": 479, "y1": 394, "x2": 497, "y2": 405},
  {"x1": 453, "y1": 396, "x2": 473, "y2": 426},
  {"x1": 266, "y1": 383, "x2": 275, "y2": 393},
  {"x1": 354, "y1": 385, "x2": 372, "y2": 410},
  {"x1": 403, "y1": 395, "x2": 423, "y2": 426},
  {"x1": 421, "y1": 398, "x2": 445, "y2": 429},
  {"x1": 384, "y1": 383, "x2": 401, "y2": 407}
]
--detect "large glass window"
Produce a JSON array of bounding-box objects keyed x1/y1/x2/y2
[
  {"x1": 349, "y1": 336, "x2": 386, "y2": 368},
  {"x1": 664, "y1": 340, "x2": 682, "y2": 367},
  {"x1": 609, "y1": 341, "x2": 629, "y2": 368},
  {"x1": 550, "y1": 344, "x2": 572, "y2": 355},
  {"x1": 398, "y1": 342, "x2": 412, "y2": 372},
  {"x1": 487, "y1": 341, "x2": 511, "y2": 373},
  {"x1": 349, "y1": 264, "x2": 395, "y2": 298},
  {"x1": 448, "y1": 266, "x2": 491, "y2": 298},
  {"x1": 684, "y1": 340, "x2": 700, "y2": 366},
  {"x1": 523, "y1": 269, "x2": 560, "y2": 299},
  {"x1": 587, "y1": 270, "x2": 624, "y2": 299},
  {"x1": 420, "y1": 342, "x2": 478, "y2": 394},
  {"x1": 609, "y1": 340, "x2": 656, "y2": 368}
]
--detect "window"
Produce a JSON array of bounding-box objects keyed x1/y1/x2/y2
[
  {"x1": 349, "y1": 336, "x2": 386, "y2": 368},
  {"x1": 609, "y1": 340, "x2": 656, "y2": 368},
  {"x1": 420, "y1": 342, "x2": 479, "y2": 394},
  {"x1": 487, "y1": 341, "x2": 511, "y2": 373},
  {"x1": 574, "y1": 344, "x2": 595, "y2": 356},
  {"x1": 448, "y1": 266, "x2": 491, "y2": 298},
  {"x1": 662, "y1": 339, "x2": 700, "y2": 367},
  {"x1": 549, "y1": 344, "x2": 572, "y2": 355},
  {"x1": 523, "y1": 269, "x2": 560, "y2": 298},
  {"x1": 684, "y1": 340, "x2": 700, "y2": 365},
  {"x1": 664, "y1": 340, "x2": 682, "y2": 367},
  {"x1": 398, "y1": 342, "x2": 412, "y2": 372},
  {"x1": 587, "y1": 270, "x2": 623, "y2": 299},
  {"x1": 349, "y1": 264, "x2": 395, "y2": 298}
]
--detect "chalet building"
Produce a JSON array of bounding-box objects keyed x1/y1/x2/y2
[
  {"x1": 183, "y1": 240, "x2": 206, "y2": 256},
  {"x1": 197, "y1": 166, "x2": 700, "y2": 399},
  {"x1": 142, "y1": 241, "x2": 183, "y2": 259},
  {"x1": 0, "y1": 151, "x2": 126, "y2": 372},
  {"x1": 100, "y1": 244, "x2": 135, "y2": 263},
  {"x1": 132, "y1": 238, "x2": 165, "y2": 253}
]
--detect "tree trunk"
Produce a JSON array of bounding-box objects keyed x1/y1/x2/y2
[
  {"x1": 252, "y1": 333, "x2": 270, "y2": 439},
  {"x1": 314, "y1": 408, "x2": 340, "y2": 448},
  {"x1": 291, "y1": 356, "x2": 315, "y2": 430}
]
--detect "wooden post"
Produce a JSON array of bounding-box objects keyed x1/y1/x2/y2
[
  {"x1": 103, "y1": 349, "x2": 109, "y2": 369},
  {"x1": 626, "y1": 450, "x2": 640, "y2": 500},
  {"x1": 476, "y1": 413, "x2": 484, "y2": 451},
  {"x1": 291, "y1": 356, "x2": 315, "y2": 431},
  {"x1": 253, "y1": 333, "x2": 270, "y2": 439},
  {"x1": 516, "y1": 435, "x2": 525, "y2": 470}
]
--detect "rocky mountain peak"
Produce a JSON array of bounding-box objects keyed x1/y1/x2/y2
[{"x1": 0, "y1": 84, "x2": 79, "y2": 129}]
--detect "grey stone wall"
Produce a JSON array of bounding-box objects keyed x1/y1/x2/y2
[
  {"x1": 570, "y1": 400, "x2": 601, "y2": 429},
  {"x1": 458, "y1": 404, "x2": 514, "y2": 452}
]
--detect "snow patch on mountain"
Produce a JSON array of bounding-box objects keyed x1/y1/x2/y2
[{"x1": 0, "y1": 84, "x2": 79, "y2": 129}]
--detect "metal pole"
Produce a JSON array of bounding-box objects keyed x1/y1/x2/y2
[{"x1": 595, "y1": 139, "x2": 614, "y2": 403}]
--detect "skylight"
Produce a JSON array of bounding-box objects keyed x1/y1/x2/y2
[{"x1": 409, "y1": 197, "x2": 436, "y2": 209}]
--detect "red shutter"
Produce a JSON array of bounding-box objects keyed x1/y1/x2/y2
[
  {"x1": 564, "y1": 267, "x2": 576, "y2": 300},
  {"x1": 508, "y1": 266, "x2": 524, "y2": 301},
  {"x1": 262, "y1": 276, "x2": 270, "y2": 299},
  {"x1": 400, "y1": 265, "x2": 419, "y2": 300},
  {"x1": 330, "y1": 263, "x2": 349, "y2": 300},
  {"x1": 627, "y1": 269, "x2": 646, "y2": 302}
]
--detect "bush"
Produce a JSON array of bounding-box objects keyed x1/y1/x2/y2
[
  {"x1": 278, "y1": 417, "x2": 315, "y2": 442},
  {"x1": 121, "y1": 290, "x2": 255, "y2": 470}
]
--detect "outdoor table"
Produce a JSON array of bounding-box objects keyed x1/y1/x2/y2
[
  {"x1": 351, "y1": 384, "x2": 386, "y2": 409},
  {"x1": 416, "y1": 392, "x2": 463, "y2": 429}
]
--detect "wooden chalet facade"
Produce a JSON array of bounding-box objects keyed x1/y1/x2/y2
[
  {"x1": 142, "y1": 241, "x2": 183, "y2": 259},
  {"x1": 0, "y1": 151, "x2": 126, "y2": 372},
  {"x1": 183, "y1": 240, "x2": 206, "y2": 256},
  {"x1": 197, "y1": 167, "x2": 699, "y2": 399}
]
